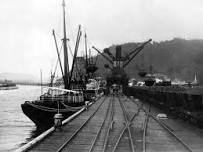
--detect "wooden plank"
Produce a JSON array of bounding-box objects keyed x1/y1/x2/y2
[
  {"x1": 17, "y1": 95, "x2": 203, "y2": 152},
  {"x1": 29, "y1": 97, "x2": 107, "y2": 152}
]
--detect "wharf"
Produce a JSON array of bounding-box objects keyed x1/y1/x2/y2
[{"x1": 17, "y1": 95, "x2": 203, "y2": 152}]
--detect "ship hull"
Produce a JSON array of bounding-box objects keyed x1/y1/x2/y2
[{"x1": 21, "y1": 102, "x2": 75, "y2": 128}]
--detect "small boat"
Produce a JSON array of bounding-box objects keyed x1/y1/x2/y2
[{"x1": 0, "y1": 80, "x2": 18, "y2": 90}]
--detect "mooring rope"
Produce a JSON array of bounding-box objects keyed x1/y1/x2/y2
[{"x1": 26, "y1": 101, "x2": 84, "y2": 112}]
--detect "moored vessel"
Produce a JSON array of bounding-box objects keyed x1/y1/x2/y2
[
  {"x1": 0, "y1": 80, "x2": 18, "y2": 90},
  {"x1": 21, "y1": 87, "x2": 85, "y2": 127},
  {"x1": 21, "y1": 0, "x2": 98, "y2": 128}
]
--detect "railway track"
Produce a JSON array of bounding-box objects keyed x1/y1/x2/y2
[
  {"x1": 100, "y1": 94, "x2": 143, "y2": 152},
  {"x1": 56, "y1": 96, "x2": 111, "y2": 152},
  {"x1": 26, "y1": 94, "x2": 196, "y2": 152},
  {"x1": 54, "y1": 94, "x2": 142, "y2": 152},
  {"x1": 128, "y1": 96, "x2": 193, "y2": 152},
  {"x1": 110, "y1": 96, "x2": 137, "y2": 152}
]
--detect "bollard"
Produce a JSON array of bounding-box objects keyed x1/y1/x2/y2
[
  {"x1": 85, "y1": 101, "x2": 90, "y2": 110},
  {"x1": 54, "y1": 113, "x2": 63, "y2": 127}
]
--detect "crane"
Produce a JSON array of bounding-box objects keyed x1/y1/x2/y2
[{"x1": 92, "y1": 39, "x2": 152, "y2": 93}]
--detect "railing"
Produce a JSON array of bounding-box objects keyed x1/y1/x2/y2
[
  {"x1": 45, "y1": 87, "x2": 79, "y2": 94},
  {"x1": 40, "y1": 87, "x2": 84, "y2": 103}
]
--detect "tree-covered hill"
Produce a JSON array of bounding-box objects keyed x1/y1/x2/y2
[{"x1": 96, "y1": 38, "x2": 203, "y2": 84}]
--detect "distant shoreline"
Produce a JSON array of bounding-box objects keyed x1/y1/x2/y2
[{"x1": 15, "y1": 82, "x2": 49, "y2": 86}]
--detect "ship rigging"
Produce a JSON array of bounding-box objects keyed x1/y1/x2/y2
[{"x1": 21, "y1": 0, "x2": 98, "y2": 128}]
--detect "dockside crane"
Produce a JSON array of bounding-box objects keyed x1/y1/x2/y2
[
  {"x1": 92, "y1": 39, "x2": 152, "y2": 93},
  {"x1": 84, "y1": 36, "x2": 98, "y2": 80}
]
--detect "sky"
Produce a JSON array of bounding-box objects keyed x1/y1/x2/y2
[{"x1": 0, "y1": 0, "x2": 203, "y2": 79}]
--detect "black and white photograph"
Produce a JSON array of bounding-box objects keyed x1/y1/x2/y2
[{"x1": 0, "y1": 0, "x2": 203, "y2": 151}]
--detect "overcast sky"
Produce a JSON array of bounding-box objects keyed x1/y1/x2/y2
[{"x1": 0, "y1": 0, "x2": 203, "y2": 79}]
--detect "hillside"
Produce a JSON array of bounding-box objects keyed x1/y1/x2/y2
[{"x1": 96, "y1": 38, "x2": 203, "y2": 84}]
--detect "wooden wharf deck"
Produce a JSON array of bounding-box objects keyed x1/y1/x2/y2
[{"x1": 17, "y1": 94, "x2": 203, "y2": 152}]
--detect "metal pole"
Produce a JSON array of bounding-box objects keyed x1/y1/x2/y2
[
  {"x1": 62, "y1": 0, "x2": 69, "y2": 89},
  {"x1": 40, "y1": 69, "x2": 43, "y2": 95},
  {"x1": 52, "y1": 30, "x2": 64, "y2": 78}
]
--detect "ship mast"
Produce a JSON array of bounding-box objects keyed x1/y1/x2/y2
[
  {"x1": 84, "y1": 33, "x2": 88, "y2": 73},
  {"x1": 62, "y1": 0, "x2": 69, "y2": 89}
]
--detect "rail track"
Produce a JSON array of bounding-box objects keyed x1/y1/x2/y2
[
  {"x1": 26, "y1": 94, "x2": 196, "y2": 152},
  {"x1": 54, "y1": 94, "x2": 142, "y2": 152},
  {"x1": 56, "y1": 96, "x2": 111, "y2": 152},
  {"x1": 128, "y1": 96, "x2": 193, "y2": 152},
  {"x1": 110, "y1": 96, "x2": 138, "y2": 152}
]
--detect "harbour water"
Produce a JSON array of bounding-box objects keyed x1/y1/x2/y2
[{"x1": 0, "y1": 85, "x2": 43, "y2": 152}]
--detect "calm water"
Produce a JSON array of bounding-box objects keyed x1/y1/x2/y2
[{"x1": 0, "y1": 85, "x2": 43, "y2": 152}]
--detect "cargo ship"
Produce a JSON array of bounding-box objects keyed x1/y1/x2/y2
[{"x1": 21, "y1": 0, "x2": 99, "y2": 128}]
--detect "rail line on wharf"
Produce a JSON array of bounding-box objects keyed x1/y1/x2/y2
[
  {"x1": 110, "y1": 96, "x2": 138, "y2": 152},
  {"x1": 18, "y1": 93, "x2": 200, "y2": 152},
  {"x1": 55, "y1": 96, "x2": 111, "y2": 152},
  {"x1": 23, "y1": 93, "x2": 145, "y2": 152},
  {"x1": 25, "y1": 96, "x2": 108, "y2": 152},
  {"x1": 128, "y1": 96, "x2": 194, "y2": 152}
]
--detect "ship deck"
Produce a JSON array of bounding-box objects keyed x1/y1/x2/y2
[{"x1": 16, "y1": 94, "x2": 203, "y2": 152}]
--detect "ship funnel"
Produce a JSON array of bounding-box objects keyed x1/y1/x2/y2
[{"x1": 116, "y1": 45, "x2": 122, "y2": 60}]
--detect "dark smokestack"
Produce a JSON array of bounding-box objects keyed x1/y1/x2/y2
[{"x1": 116, "y1": 45, "x2": 122, "y2": 60}]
